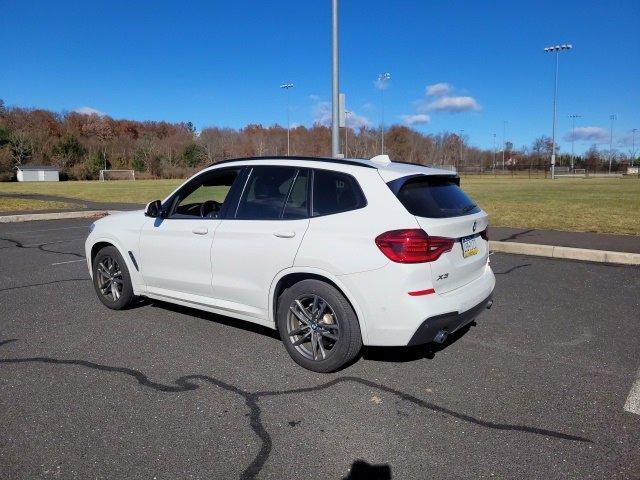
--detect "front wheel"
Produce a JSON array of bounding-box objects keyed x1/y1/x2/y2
[
  {"x1": 277, "y1": 279, "x2": 362, "y2": 373},
  {"x1": 92, "y1": 246, "x2": 136, "y2": 310}
]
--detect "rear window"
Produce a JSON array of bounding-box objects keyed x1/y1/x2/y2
[{"x1": 388, "y1": 175, "x2": 480, "y2": 218}]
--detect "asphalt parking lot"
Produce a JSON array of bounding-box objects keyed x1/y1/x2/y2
[{"x1": 1, "y1": 218, "x2": 639, "y2": 479}]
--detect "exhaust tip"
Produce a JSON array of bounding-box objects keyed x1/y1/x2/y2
[{"x1": 433, "y1": 330, "x2": 448, "y2": 344}]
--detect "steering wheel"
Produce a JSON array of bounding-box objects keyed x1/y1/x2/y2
[{"x1": 200, "y1": 200, "x2": 222, "y2": 218}]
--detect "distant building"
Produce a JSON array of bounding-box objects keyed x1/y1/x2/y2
[
  {"x1": 16, "y1": 165, "x2": 60, "y2": 182},
  {"x1": 627, "y1": 166, "x2": 639, "y2": 175}
]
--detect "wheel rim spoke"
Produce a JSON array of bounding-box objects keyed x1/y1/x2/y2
[
  {"x1": 316, "y1": 334, "x2": 327, "y2": 359},
  {"x1": 320, "y1": 330, "x2": 338, "y2": 342},
  {"x1": 290, "y1": 303, "x2": 311, "y2": 325},
  {"x1": 292, "y1": 330, "x2": 311, "y2": 346},
  {"x1": 289, "y1": 326, "x2": 310, "y2": 337}
]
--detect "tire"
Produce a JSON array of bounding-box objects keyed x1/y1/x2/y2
[
  {"x1": 277, "y1": 279, "x2": 362, "y2": 373},
  {"x1": 92, "y1": 245, "x2": 136, "y2": 310}
]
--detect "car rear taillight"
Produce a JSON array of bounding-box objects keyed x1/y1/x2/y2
[
  {"x1": 375, "y1": 229, "x2": 454, "y2": 263},
  {"x1": 480, "y1": 228, "x2": 489, "y2": 241}
]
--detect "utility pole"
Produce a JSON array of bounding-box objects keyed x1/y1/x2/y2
[
  {"x1": 568, "y1": 114, "x2": 581, "y2": 172},
  {"x1": 331, "y1": 0, "x2": 340, "y2": 157},
  {"x1": 378, "y1": 72, "x2": 391, "y2": 154},
  {"x1": 544, "y1": 44, "x2": 572, "y2": 179},
  {"x1": 609, "y1": 114, "x2": 616, "y2": 173},
  {"x1": 280, "y1": 83, "x2": 294, "y2": 155},
  {"x1": 459, "y1": 130, "x2": 464, "y2": 169},
  {"x1": 633, "y1": 128, "x2": 639, "y2": 178}
]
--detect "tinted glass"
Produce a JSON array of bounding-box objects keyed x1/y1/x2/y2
[
  {"x1": 312, "y1": 170, "x2": 366, "y2": 216},
  {"x1": 283, "y1": 169, "x2": 310, "y2": 219},
  {"x1": 172, "y1": 168, "x2": 240, "y2": 218},
  {"x1": 391, "y1": 175, "x2": 480, "y2": 218},
  {"x1": 235, "y1": 166, "x2": 298, "y2": 220}
]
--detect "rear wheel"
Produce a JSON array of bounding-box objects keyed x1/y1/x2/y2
[
  {"x1": 92, "y1": 246, "x2": 135, "y2": 310},
  {"x1": 277, "y1": 279, "x2": 362, "y2": 373}
]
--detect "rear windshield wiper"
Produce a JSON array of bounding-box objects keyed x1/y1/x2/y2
[{"x1": 461, "y1": 204, "x2": 477, "y2": 213}]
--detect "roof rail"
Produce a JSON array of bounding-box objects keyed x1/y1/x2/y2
[{"x1": 207, "y1": 155, "x2": 376, "y2": 169}]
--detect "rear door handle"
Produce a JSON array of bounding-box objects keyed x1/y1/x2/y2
[
  {"x1": 192, "y1": 227, "x2": 208, "y2": 235},
  {"x1": 273, "y1": 231, "x2": 296, "y2": 238}
]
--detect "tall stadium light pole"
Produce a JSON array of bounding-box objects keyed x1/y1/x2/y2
[
  {"x1": 280, "y1": 83, "x2": 294, "y2": 156},
  {"x1": 544, "y1": 44, "x2": 572, "y2": 179},
  {"x1": 331, "y1": 0, "x2": 340, "y2": 157},
  {"x1": 608, "y1": 114, "x2": 616, "y2": 173},
  {"x1": 378, "y1": 72, "x2": 391, "y2": 154},
  {"x1": 502, "y1": 121, "x2": 507, "y2": 170},
  {"x1": 493, "y1": 133, "x2": 497, "y2": 173},
  {"x1": 632, "y1": 128, "x2": 638, "y2": 166},
  {"x1": 568, "y1": 114, "x2": 581, "y2": 172}
]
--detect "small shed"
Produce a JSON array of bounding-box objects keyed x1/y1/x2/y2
[{"x1": 16, "y1": 165, "x2": 60, "y2": 182}]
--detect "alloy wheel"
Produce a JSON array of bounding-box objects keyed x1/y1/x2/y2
[
  {"x1": 96, "y1": 255, "x2": 124, "y2": 302},
  {"x1": 287, "y1": 294, "x2": 340, "y2": 361}
]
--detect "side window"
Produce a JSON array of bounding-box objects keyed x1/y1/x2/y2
[
  {"x1": 235, "y1": 166, "x2": 302, "y2": 220},
  {"x1": 170, "y1": 168, "x2": 240, "y2": 219},
  {"x1": 312, "y1": 169, "x2": 366, "y2": 216},
  {"x1": 283, "y1": 169, "x2": 310, "y2": 219}
]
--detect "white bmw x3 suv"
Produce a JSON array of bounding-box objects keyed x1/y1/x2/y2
[{"x1": 86, "y1": 155, "x2": 494, "y2": 372}]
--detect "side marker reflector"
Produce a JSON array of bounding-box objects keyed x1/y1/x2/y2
[{"x1": 408, "y1": 288, "x2": 435, "y2": 296}]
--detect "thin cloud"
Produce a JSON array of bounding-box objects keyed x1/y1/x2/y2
[
  {"x1": 311, "y1": 98, "x2": 371, "y2": 128},
  {"x1": 74, "y1": 106, "x2": 106, "y2": 116},
  {"x1": 401, "y1": 113, "x2": 430, "y2": 126},
  {"x1": 426, "y1": 83, "x2": 451, "y2": 97},
  {"x1": 426, "y1": 96, "x2": 481, "y2": 113},
  {"x1": 564, "y1": 126, "x2": 608, "y2": 142}
]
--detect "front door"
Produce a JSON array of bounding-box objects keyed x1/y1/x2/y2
[
  {"x1": 211, "y1": 166, "x2": 310, "y2": 319},
  {"x1": 139, "y1": 167, "x2": 242, "y2": 300}
]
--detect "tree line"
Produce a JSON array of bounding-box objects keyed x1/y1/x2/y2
[{"x1": 0, "y1": 99, "x2": 631, "y2": 181}]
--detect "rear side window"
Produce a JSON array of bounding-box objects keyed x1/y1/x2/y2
[
  {"x1": 389, "y1": 175, "x2": 480, "y2": 218},
  {"x1": 312, "y1": 170, "x2": 366, "y2": 216}
]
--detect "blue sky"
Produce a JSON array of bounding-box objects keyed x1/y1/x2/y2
[{"x1": 1, "y1": 0, "x2": 638, "y2": 154}]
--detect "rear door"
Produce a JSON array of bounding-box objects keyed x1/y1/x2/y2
[
  {"x1": 210, "y1": 166, "x2": 310, "y2": 319},
  {"x1": 389, "y1": 175, "x2": 489, "y2": 293}
]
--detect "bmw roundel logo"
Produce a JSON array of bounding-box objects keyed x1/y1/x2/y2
[{"x1": 472, "y1": 220, "x2": 477, "y2": 232}]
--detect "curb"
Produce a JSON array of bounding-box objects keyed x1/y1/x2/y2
[
  {"x1": 0, "y1": 210, "x2": 112, "y2": 223},
  {"x1": 489, "y1": 241, "x2": 640, "y2": 266}
]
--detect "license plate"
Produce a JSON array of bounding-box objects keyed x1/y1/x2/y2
[{"x1": 460, "y1": 235, "x2": 479, "y2": 258}]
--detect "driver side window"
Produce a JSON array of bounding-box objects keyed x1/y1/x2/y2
[{"x1": 170, "y1": 168, "x2": 241, "y2": 219}]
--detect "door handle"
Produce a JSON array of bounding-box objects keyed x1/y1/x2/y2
[
  {"x1": 192, "y1": 227, "x2": 208, "y2": 235},
  {"x1": 273, "y1": 231, "x2": 296, "y2": 238}
]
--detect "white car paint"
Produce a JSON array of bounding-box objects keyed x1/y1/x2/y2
[{"x1": 86, "y1": 156, "x2": 495, "y2": 346}]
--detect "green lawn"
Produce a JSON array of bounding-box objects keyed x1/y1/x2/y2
[
  {"x1": 0, "y1": 198, "x2": 77, "y2": 213},
  {"x1": 1, "y1": 177, "x2": 639, "y2": 235}
]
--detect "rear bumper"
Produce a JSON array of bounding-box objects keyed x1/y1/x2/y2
[{"x1": 407, "y1": 294, "x2": 493, "y2": 346}]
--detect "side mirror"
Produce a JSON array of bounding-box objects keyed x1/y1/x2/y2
[{"x1": 145, "y1": 200, "x2": 163, "y2": 218}]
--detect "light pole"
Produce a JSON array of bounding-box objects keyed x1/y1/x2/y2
[
  {"x1": 344, "y1": 111, "x2": 351, "y2": 157},
  {"x1": 377, "y1": 72, "x2": 391, "y2": 154},
  {"x1": 331, "y1": 0, "x2": 340, "y2": 157},
  {"x1": 544, "y1": 44, "x2": 572, "y2": 179},
  {"x1": 568, "y1": 114, "x2": 581, "y2": 172},
  {"x1": 632, "y1": 128, "x2": 638, "y2": 166},
  {"x1": 280, "y1": 83, "x2": 294, "y2": 155},
  {"x1": 493, "y1": 133, "x2": 497, "y2": 173},
  {"x1": 459, "y1": 130, "x2": 464, "y2": 169},
  {"x1": 502, "y1": 120, "x2": 507, "y2": 170},
  {"x1": 609, "y1": 114, "x2": 616, "y2": 173}
]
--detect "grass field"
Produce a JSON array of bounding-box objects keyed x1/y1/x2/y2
[
  {"x1": 0, "y1": 177, "x2": 638, "y2": 235},
  {"x1": 0, "y1": 198, "x2": 77, "y2": 213}
]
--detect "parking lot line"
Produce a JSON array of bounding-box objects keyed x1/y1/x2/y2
[
  {"x1": 623, "y1": 369, "x2": 640, "y2": 415},
  {"x1": 51, "y1": 259, "x2": 86, "y2": 266},
  {"x1": 22, "y1": 237, "x2": 84, "y2": 247}
]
